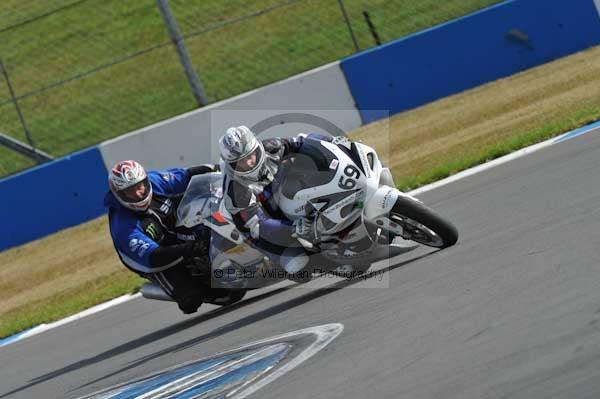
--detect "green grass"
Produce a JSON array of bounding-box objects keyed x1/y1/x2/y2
[
  {"x1": 0, "y1": 272, "x2": 143, "y2": 339},
  {"x1": 0, "y1": 0, "x2": 501, "y2": 177},
  {"x1": 394, "y1": 106, "x2": 600, "y2": 191}
]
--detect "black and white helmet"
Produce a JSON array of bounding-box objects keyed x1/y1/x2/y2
[{"x1": 218, "y1": 126, "x2": 267, "y2": 183}]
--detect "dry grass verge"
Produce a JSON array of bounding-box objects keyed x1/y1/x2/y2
[
  {"x1": 0, "y1": 216, "x2": 143, "y2": 337},
  {"x1": 2, "y1": 45, "x2": 600, "y2": 338},
  {"x1": 349, "y1": 45, "x2": 600, "y2": 188}
]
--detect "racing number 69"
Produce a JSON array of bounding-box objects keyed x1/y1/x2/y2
[{"x1": 338, "y1": 165, "x2": 360, "y2": 190}]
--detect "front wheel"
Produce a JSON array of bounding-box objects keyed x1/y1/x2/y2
[{"x1": 386, "y1": 195, "x2": 458, "y2": 248}]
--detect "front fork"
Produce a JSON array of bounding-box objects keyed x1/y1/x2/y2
[
  {"x1": 363, "y1": 185, "x2": 422, "y2": 241},
  {"x1": 364, "y1": 185, "x2": 400, "y2": 220}
]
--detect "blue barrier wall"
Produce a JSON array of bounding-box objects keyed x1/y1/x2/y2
[
  {"x1": 341, "y1": 0, "x2": 600, "y2": 124},
  {"x1": 0, "y1": 147, "x2": 108, "y2": 251}
]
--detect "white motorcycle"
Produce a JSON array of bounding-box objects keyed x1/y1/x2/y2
[
  {"x1": 274, "y1": 135, "x2": 458, "y2": 266},
  {"x1": 140, "y1": 135, "x2": 458, "y2": 306}
]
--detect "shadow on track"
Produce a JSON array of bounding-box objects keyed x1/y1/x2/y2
[
  {"x1": 75, "y1": 251, "x2": 437, "y2": 392},
  {"x1": 0, "y1": 285, "x2": 293, "y2": 399},
  {"x1": 1, "y1": 250, "x2": 438, "y2": 399}
]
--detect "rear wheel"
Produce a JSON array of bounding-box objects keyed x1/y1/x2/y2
[{"x1": 385, "y1": 196, "x2": 458, "y2": 248}]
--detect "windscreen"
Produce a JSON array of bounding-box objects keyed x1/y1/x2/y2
[{"x1": 176, "y1": 173, "x2": 224, "y2": 228}]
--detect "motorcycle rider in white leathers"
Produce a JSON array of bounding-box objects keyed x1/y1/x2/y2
[{"x1": 218, "y1": 126, "x2": 332, "y2": 279}]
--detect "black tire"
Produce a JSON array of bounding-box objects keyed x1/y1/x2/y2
[
  {"x1": 206, "y1": 289, "x2": 247, "y2": 306},
  {"x1": 390, "y1": 196, "x2": 458, "y2": 248}
]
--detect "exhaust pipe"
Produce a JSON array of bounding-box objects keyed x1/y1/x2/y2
[{"x1": 140, "y1": 282, "x2": 174, "y2": 302}]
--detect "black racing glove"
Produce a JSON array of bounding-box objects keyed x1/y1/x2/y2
[
  {"x1": 187, "y1": 164, "x2": 219, "y2": 177},
  {"x1": 183, "y1": 238, "x2": 211, "y2": 276},
  {"x1": 181, "y1": 239, "x2": 208, "y2": 258},
  {"x1": 149, "y1": 240, "x2": 209, "y2": 269}
]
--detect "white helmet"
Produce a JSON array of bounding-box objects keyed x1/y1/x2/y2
[
  {"x1": 219, "y1": 126, "x2": 268, "y2": 183},
  {"x1": 108, "y1": 160, "x2": 152, "y2": 212}
]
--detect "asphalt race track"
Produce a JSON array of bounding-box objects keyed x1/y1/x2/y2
[{"x1": 2, "y1": 131, "x2": 600, "y2": 399}]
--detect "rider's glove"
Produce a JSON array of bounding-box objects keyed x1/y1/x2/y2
[
  {"x1": 149, "y1": 239, "x2": 208, "y2": 270},
  {"x1": 293, "y1": 217, "x2": 318, "y2": 244},
  {"x1": 181, "y1": 240, "x2": 206, "y2": 258},
  {"x1": 182, "y1": 240, "x2": 211, "y2": 275}
]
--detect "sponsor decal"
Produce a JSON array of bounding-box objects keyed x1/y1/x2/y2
[
  {"x1": 357, "y1": 147, "x2": 371, "y2": 178},
  {"x1": 329, "y1": 159, "x2": 339, "y2": 170},
  {"x1": 380, "y1": 189, "x2": 395, "y2": 210},
  {"x1": 128, "y1": 238, "x2": 150, "y2": 257},
  {"x1": 128, "y1": 238, "x2": 141, "y2": 252},
  {"x1": 138, "y1": 242, "x2": 150, "y2": 257},
  {"x1": 176, "y1": 233, "x2": 196, "y2": 241},
  {"x1": 145, "y1": 223, "x2": 159, "y2": 240},
  {"x1": 324, "y1": 197, "x2": 353, "y2": 215},
  {"x1": 323, "y1": 189, "x2": 364, "y2": 215},
  {"x1": 159, "y1": 199, "x2": 172, "y2": 214},
  {"x1": 161, "y1": 172, "x2": 174, "y2": 181}
]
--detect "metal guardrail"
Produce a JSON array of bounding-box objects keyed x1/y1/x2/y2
[{"x1": 0, "y1": 131, "x2": 53, "y2": 163}]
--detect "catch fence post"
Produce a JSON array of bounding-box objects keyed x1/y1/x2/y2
[{"x1": 156, "y1": 0, "x2": 208, "y2": 107}]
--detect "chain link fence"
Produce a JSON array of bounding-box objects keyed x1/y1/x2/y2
[{"x1": 0, "y1": 0, "x2": 500, "y2": 177}]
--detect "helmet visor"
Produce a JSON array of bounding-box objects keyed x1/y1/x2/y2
[
  {"x1": 119, "y1": 178, "x2": 151, "y2": 203},
  {"x1": 229, "y1": 146, "x2": 263, "y2": 173}
]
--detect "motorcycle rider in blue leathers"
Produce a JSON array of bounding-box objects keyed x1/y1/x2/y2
[
  {"x1": 218, "y1": 126, "x2": 332, "y2": 281},
  {"x1": 104, "y1": 160, "x2": 218, "y2": 314}
]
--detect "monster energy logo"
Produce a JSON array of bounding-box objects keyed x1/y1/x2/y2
[{"x1": 145, "y1": 223, "x2": 159, "y2": 240}]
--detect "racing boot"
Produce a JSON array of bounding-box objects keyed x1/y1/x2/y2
[
  {"x1": 177, "y1": 295, "x2": 203, "y2": 314},
  {"x1": 173, "y1": 286, "x2": 205, "y2": 314}
]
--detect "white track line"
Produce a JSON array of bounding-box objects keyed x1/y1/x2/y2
[
  {"x1": 411, "y1": 123, "x2": 600, "y2": 196},
  {"x1": 0, "y1": 294, "x2": 140, "y2": 347},
  {"x1": 2, "y1": 121, "x2": 599, "y2": 348},
  {"x1": 410, "y1": 138, "x2": 555, "y2": 196}
]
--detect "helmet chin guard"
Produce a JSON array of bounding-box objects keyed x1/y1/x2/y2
[
  {"x1": 219, "y1": 126, "x2": 274, "y2": 185},
  {"x1": 109, "y1": 160, "x2": 153, "y2": 212}
]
